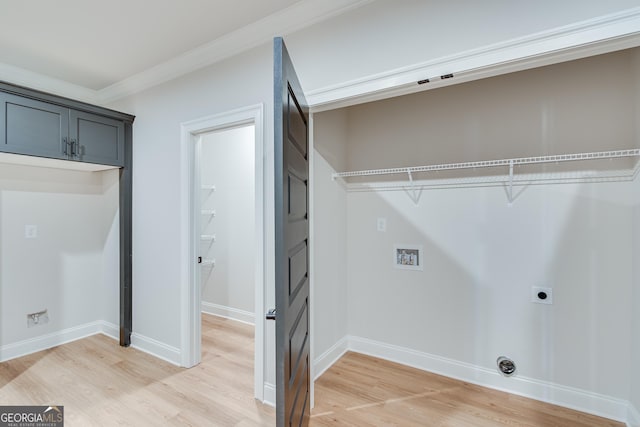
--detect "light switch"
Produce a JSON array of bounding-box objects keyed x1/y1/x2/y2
[
  {"x1": 25, "y1": 225, "x2": 38, "y2": 239},
  {"x1": 377, "y1": 218, "x2": 387, "y2": 232}
]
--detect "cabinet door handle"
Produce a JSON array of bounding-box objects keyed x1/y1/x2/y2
[
  {"x1": 63, "y1": 137, "x2": 69, "y2": 155},
  {"x1": 70, "y1": 139, "x2": 77, "y2": 157}
]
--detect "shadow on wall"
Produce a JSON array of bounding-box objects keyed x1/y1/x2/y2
[
  {"x1": 346, "y1": 179, "x2": 633, "y2": 397},
  {"x1": 542, "y1": 184, "x2": 633, "y2": 398}
]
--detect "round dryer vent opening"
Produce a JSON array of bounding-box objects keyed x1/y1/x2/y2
[{"x1": 497, "y1": 356, "x2": 516, "y2": 377}]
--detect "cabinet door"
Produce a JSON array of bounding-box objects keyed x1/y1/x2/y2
[
  {"x1": 70, "y1": 110, "x2": 125, "y2": 167},
  {"x1": 0, "y1": 92, "x2": 69, "y2": 160}
]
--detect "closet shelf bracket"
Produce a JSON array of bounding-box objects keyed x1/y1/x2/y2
[
  {"x1": 201, "y1": 258, "x2": 216, "y2": 267},
  {"x1": 406, "y1": 168, "x2": 422, "y2": 205},
  {"x1": 507, "y1": 160, "x2": 514, "y2": 206}
]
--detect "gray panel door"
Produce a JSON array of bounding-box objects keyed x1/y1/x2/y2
[
  {"x1": 70, "y1": 110, "x2": 125, "y2": 167},
  {"x1": 0, "y1": 92, "x2": 69, "y2": 160},
  {"x1": 274, "y1": 37, "x2": 310, "y2": 427}
]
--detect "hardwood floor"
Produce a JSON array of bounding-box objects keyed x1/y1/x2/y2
[
  {"x1": 311, "y1": 352, "x2": 623, "y2": 427},
  {"x1": 0, "y1": 315, "x2": 274, "y2": 426},
  {"x1": 0, "y1": 318, "x2": 624, "y2": 426}
]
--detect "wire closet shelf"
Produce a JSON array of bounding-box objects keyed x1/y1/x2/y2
[
  {"x1": 333, "y1": 149, "x2": 640, "y2": 179},
  {"x1": 331, "y1": 149, "x2": 640, "y2": 204}
]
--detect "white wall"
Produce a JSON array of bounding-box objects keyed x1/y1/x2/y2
[
  {"x1": 200, "y1": 125, "x2": 256, "y2": 320},
  {"x1": 629, "y1": 41, "x2": 640, "y2": 427},
  {"x1": 631, "y1": 179, "x2": 640, "y2": 425},
  {"x1": 0, "y1": 164, "x2": 119, "y2": 359},
  {"x1": 312, "y1": 110, "x2": 349, "y2": 370},
  {"x1": 286, "y1": 0, "x2": 640, "y2": 93},
  {"x1": 107, "y1": 43, "x2": 275, "y2": 376},
  {"x1": 347, "y1": 182, "x2": 633, "y2": 399}
]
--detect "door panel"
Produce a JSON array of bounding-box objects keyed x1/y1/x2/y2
[
  {"x1": 274, "y1": 37, "x2": 310, "y2": 427},
  {"x1": 287, "y1": 92, "x2": 307, "y2": 157},
  {"x1": 289, "y1": 242, "x2": 307, "y2": 298},
  {"x1": 288, "y1": 173, "x2": 307, "y2": 219}
]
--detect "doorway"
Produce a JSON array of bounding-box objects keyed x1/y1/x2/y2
[
  {"x1": 180, "y1": 104, "x2": 265, "y2": 401},
  {"x1": 199, "y1": 125, "x2": 255, "y2": 324}
]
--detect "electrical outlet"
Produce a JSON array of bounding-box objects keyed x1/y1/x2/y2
[
  {"x1": 377, "y1": 218, "x2": 387, "y2": 232},
  {"x1": 27, "y1": 309, "x2": 49, "y2": 327},
  {"x1": 531, "y1": 287, "x2": 553, "y2": 305},
  {"x1": 25, "y1": 225, "x2": 38, "y2": 239}
]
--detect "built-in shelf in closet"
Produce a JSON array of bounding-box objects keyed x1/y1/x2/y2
[
  {"x1": 333, "y1": 149, "x2": 640, "y2": 203},
  {"x1": 201, "y1": 183, "x2": 216, "y2": 269},
  {"x1": 201, "y1": 258, "x2": 216, "y2": 267}
]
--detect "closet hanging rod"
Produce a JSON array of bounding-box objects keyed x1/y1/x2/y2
[{"x1": 332, "y1": 149, "x2": 640, "y2": 179}]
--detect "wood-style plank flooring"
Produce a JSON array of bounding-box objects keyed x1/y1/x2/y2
[
  {"x1": 0, "y1": 316, "x2": 624, "y2": 426},
  {"x1": 0, "y1": 315, "x2": 274, "y2": 426},
  {"x1": 311, "y1": 352, "x2": 623, "y2": 427}
]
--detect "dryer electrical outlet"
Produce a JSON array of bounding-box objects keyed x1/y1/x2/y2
[{"x1": 531, "y1": 287, "x2": 553, "y2": 305}]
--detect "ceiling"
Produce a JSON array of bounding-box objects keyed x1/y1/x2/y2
[{"x1": 0, "y1": 0, "x2": 364, "y2": 91}]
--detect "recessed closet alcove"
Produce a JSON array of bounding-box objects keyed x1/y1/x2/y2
[
  {"x1": 311, "y1": 46, "x2": 640, "y2": 413},
  {"x1": 0, "y1": 81, "x2": 134, "y2": 360}
]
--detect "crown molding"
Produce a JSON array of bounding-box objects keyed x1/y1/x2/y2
[
  {"x1": 307, "y1": 6, "x2": 640, "y2": 112},
  {"x1": 97, "y1": 0, "x2": 373, "y2": 104},
  {"x1": 1, "y1": 4, "x2": 638, "y2": 110},
  {"x1": 0, "y1": 62, "x2": 99, "y2": 104}
]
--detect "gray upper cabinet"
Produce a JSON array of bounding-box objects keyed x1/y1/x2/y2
[
  {"x1": 0, "y1": 90, "x2": 126, "y2": 167},
  {"x1": 70, "y1": 110, "x2": 125, "y2": 166},
  {"x1": 0, "y1": 92, "x2": 70, "y2": 160}
]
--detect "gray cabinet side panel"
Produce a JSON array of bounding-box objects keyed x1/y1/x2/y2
[{"x1": 119, "y1": 122, "x2": 133, "y2": 346}]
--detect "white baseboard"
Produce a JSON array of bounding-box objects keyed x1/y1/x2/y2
[
  {"x1": 131, "y1": 332, "x2": 182, "y2": 366},
  {"x1": 0, "y1": 320, "x2": 182, "y2": 368},
  {"x1": 202, "y1": 301, "x2": 255, "y2": 325},
  {"x1": 264, "y1": 382, "x2": 276, "y2": 407},
  {"x1": 0, "y1": 321, "x2": 104, "y2": 362},
  {"x1": 628, "y1": 403, "x2": 640, "y2": 427},
  {"x1": 313, "y1": 336, "x2": 349, "y2": 380},
  {"x1": 99, "y1": 320, "x2": 120, "y2": 340},
  {"x1": 340, "y1": 336, "x2": 628, "y2": 424},
  {"x1": 99, "y1": 321, "x2": 182, "y2": 367}
]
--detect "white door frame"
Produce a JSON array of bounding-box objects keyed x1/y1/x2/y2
[{"x1": 179, "y1": 104, "x2": 265, "y2": 401}]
